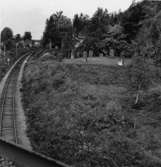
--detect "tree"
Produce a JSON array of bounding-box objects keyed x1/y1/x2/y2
[
  {"x1": 23, "y1": 32, "x2": 32, "y2": 40},
  {"x1": 121, "y1": 2, "x2": 146, "y2": 41},
  {"x1": 87, "y1": 8, "x2": 109, "y2": 37},
  {"x1": 42, "y1": 11, "x2": 72, "y2": 49},
  {"x1": 1, "y1": 27, "x2": 14, "y2": 50},
  {"x1": 127, "y1": 50, "x2": 150, "y2": 104},
  {"x1": 77, "y1": 8, "x2": 110, "y2": 55},
  {"x1": 1, "y1": 27, "x2": 13, "y2": 42},
  {"x1": 73, "y1": 13, "x2": 89, "y2": 36},
  {"x1": 15, "y1": 34, "x2": 21, "y2": 42}
]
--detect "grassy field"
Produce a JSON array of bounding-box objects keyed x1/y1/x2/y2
[
  {"x1": 22, "y1": 55, "x2": 161, "y2": 167},
  {"x1": 63, "y1": 57, "x2": 131, "y2": 66}
]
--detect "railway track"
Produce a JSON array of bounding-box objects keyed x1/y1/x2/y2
[
  {"x1": 0, "y1": 50, "x2": 71, "y2": 167},
  {"x1": 0, "y1": 54, "x2": 31, "y2": 143},
  {"x1": 0, "y1": 49, "x2": 45, "y2": 144},
  {"x1": 0, "y1": 49, "x2": 45, "y2": 143},
  {"x1": 0, "y1": 69, "x2": 18, "y2": 143}
]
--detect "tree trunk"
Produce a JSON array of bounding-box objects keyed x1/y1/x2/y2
[
  {"x1": 135, "y1": 84, "x2": 141, "y2": 105},
  {"x1": 135, "y1": 92, "x2": 139, "y2": 104}
]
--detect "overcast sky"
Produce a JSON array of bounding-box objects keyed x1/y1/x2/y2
[{"x1": 0, "y1": 0, "x2": 141, "y2": 39}]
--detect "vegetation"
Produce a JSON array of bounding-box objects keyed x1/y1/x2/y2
[
  {"x1": 42, "y1": 8, "x2": 130, "y2": 57},
  {"x1": 73, "y1": 13, "x2": 89, "y2": 36},
  {"x1": 1, "y1": 27, "x2": 14, "y2": 50},
  {"x1": 0, "y1": 47, "x2": 29, "y2": 82},
  {"x1": 23, "y1": 32, "x2": 32, "y2": 41},
  {"x1": 22, "y1": 52, "x2": 161, "y2": 166},
  {"x1": 1, "y1": 27, "x2": 13, "y2": 42},
  {"x1": 0, "y1": 27, "x2": 30, "y2": 80},
  {"x1": 42, "y1": 0, "x2": 161, "y2": 61},
  {"x1": 0, "y1": 26, "x2": 33, "y2": 82},
  {"x1": 42, "y1": 11, "x2": 72, "y2": 49},
  {"x1": 127, "y1": 53, "x2": 151, "y2": 105},
  {"x1": 20, "y1": 0, "x2": 161, "y2": 166},
  {"x1": 15, "y1": 34, "x2": 22, "y2": 43}
]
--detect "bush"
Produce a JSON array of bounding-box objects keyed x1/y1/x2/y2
[{"x1": 22, "y1": 57, "x2": 161, "y2": 166}]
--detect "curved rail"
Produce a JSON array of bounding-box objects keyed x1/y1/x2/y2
[
  {"x1": 0, "y1": 49, "x2": 44, "y2": 143},
  {"x1": 0, "y1": 50, "x2": 71, "y2": 167},
  {"x1": 0, "y1": 53, "x2": 32, "y2": 143}
]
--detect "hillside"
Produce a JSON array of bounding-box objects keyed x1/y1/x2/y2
[
  {"x1": 21, "y1": 54, "x2": 161, "y2": 167},
  {"x1": 122, "y1": 0, "x2": 161, "y2": 43},
  {"x1": 20, "y1": 1, "x2": 161, "y2": 166}
]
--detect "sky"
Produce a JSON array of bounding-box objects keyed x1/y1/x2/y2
[{"x1": 0, "y1": 0, "x2": 141, "y2": 39}]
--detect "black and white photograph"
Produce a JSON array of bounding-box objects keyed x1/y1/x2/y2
[{"x1": 1, "y1": 0, "x2": 161, "y2": 166}]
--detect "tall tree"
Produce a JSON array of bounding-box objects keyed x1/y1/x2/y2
[
  {"x1": 23, "y1": 32, "x2": 32, "y2": 40},
  {"x1": 1, "y1": 27, "x2": 13, "y2": 50},
  {"x1": 127, "y1": 49, "x2": 150, "y2": 104},
  {"x1": 73, "y1": 13, "x2": 89, "y2": 36},
  {"x1": 42, "y1": 11, "x2": 72, "y2": 49},
  {"x1": 1, "y1": 27, "x2": 13, "y2": 42},
  {"x1": 79, "y1": 8, "x2": 110, "y2": 54},
  {"x1": 87, "y1": 8, "x2": 109, "y2": 37},
  {"x1": 121, "y1": 2, "x2": 146, "y2": 41},
  {"x1": 15, "y1": 34, "x2": 21, "y2": 42}
]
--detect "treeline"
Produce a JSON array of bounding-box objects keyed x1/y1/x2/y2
[
  {"x1": 0, "y1": 27, "x2": 32, "y2": 51},
  {"x1": 42, "y1": 0, "x2": 161, "y2": 62},
  {"x1": 42, "y1": 8, "x2": 127, "y2": 57}
]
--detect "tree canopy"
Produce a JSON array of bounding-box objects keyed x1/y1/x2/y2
[
  {"x1": 1, "y1": 27, "x2": 14, "y2": 50},
  {"x1": 23, "y1": 32, "x2": 32, "y2": 40},
  {"x1": 73, "y1": 13, "x2": 89, "y2": 36},
  {"x1": 42, "y1": 11, "x2": 72, "y2": 49},
  {"x1": 15, "y1": 34, "x2": 21, "y2": 42},
  {"x1": 121, "y1": 1, "x2": 146, "y2": 41},
  {"x1": 1, "y1": 27, "x2": 13, "y2": 42}
]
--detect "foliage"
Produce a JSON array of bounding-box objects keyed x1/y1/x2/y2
[
  {"x1": 15, "y1": 34, "x2": 21, "y2": 43},
  {"x1": 86, "y1": 8, "x2": 109, "y2": 36},
  {"x1": 19, "y1": 1, "x2": 161, "y2": 166},
  {"x1": 121, "y1": 1, "x2": 146, "y2": 41},
  {"x1": 22, "y1": 55, "x2": 161, "y2": 166},
  {"x1": 73, "y1": 13, "x2": 89, "y2": 36},
  {"x1": 39, "y1": 0, "x2": 161, "y2": 59},
  {"x1": 127, "y1": 52, "x2": 151, "y2": 104},
  {"x1": 1, "y1": 27, "x2": 14, "y2": 50},
  {"x1": 23, "y1": 32, "x2": 32, "y2": 40},
  {"x1": 1, "y1": 27, "x2": 13, "y2": 42},
  {"x1": 42, "y1": 11, "x2": 73, "y2": 49}
]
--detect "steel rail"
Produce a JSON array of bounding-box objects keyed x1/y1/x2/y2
[
  {"x1": 0, "y1": 55, "x2": 30, "y2": 143},
  {"x1": 12, "y1": 95, "x2": 18, "y2": 144},
  {"x1": 0, "y1": 49, "x2": 43, "y2": 142},
  {"x1": 0, "y1": 51, "x2": 34, "y2": 140},
  {"x1": 0, "y1": 73, "x2": 11, "y2": 137}
]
